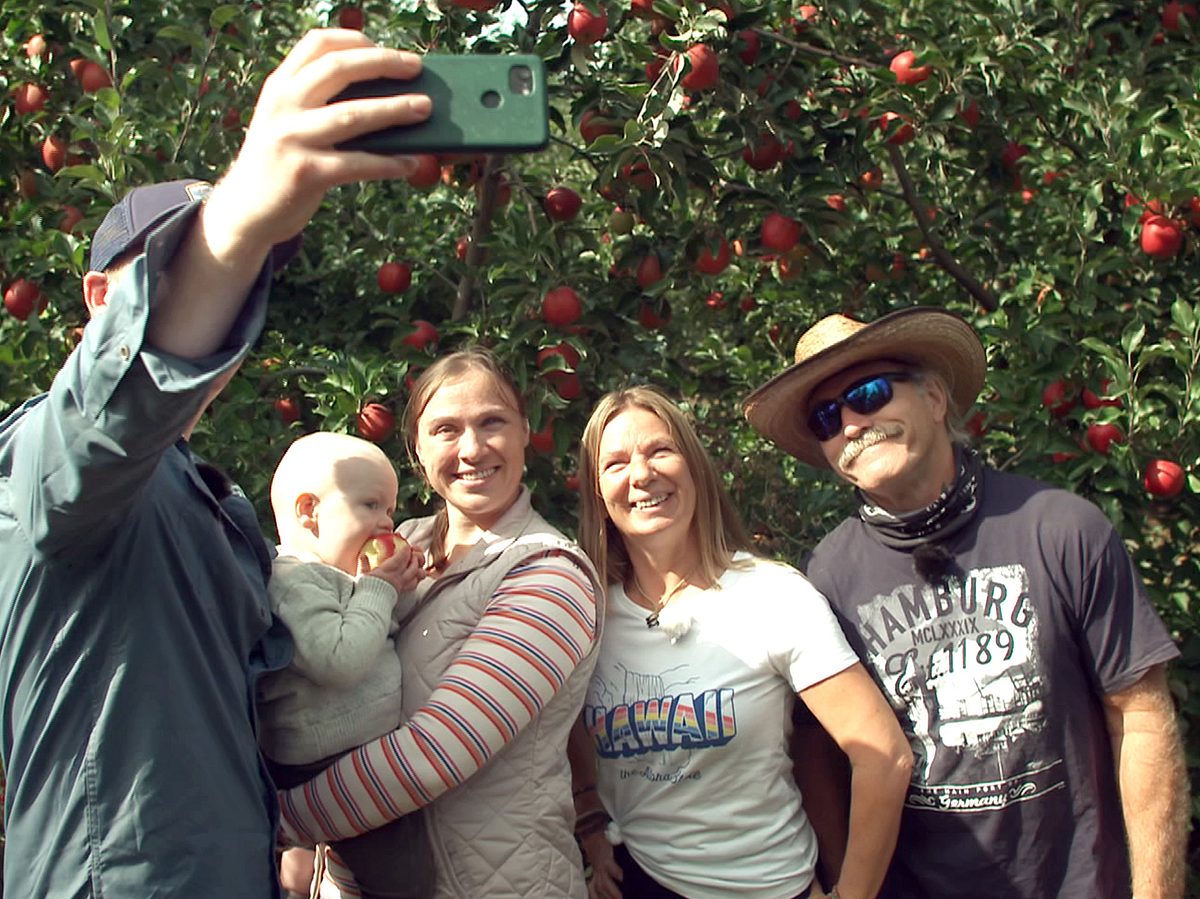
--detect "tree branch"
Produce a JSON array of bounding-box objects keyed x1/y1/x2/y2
[
  {"x1": 885, "y1": 143, "x2": 998, "y2": 312},
  {"x1": 755, "y1": 28, "x2": 880, "y2": 70},
  {"x1": 452, "y1": 155, "x2": 503, "y2": 321}
]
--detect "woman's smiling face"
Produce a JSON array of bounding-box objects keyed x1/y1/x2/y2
[
  {"x1": 596, "y1": 405, "x2": 697, "y2": 549},
  {"x1": 414, "y1": 367, "x2": 529, "y2": 531}
]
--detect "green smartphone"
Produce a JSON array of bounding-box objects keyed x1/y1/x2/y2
[{"x1": 332, "y1": 54, "x2": 549, "y2": 154}]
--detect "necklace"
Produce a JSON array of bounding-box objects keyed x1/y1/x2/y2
[{"x1": 629, "y1": 571, "x2": 691, "y2": 629}]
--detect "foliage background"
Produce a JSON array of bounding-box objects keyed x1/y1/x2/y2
[{"x1": 1, "y1": 0, "x2": 1198, "y2": 887}]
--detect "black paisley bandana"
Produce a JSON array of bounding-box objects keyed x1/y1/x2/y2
[{"x1": 856, "y1": 445, "x2": 983, "y2": 583}]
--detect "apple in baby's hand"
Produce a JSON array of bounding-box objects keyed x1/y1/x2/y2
[{"x1": 361, "y1": 533, "x2": 400, "y2": 568}]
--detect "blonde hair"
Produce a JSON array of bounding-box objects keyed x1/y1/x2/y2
[
  {"x1": 402, "y1": 347, "x2": 526, "y2": 570},
  {"x1": 577, "y1": 385, "x2": 753, "y2": 588}
]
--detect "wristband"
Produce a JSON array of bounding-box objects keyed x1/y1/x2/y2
[{"x1": 574, "y1": 808, "x2": 611, "y2": 837}]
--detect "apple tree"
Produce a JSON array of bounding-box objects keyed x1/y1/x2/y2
[{"x1": 2, "y1": 0, "x2": 1199, "y2": 885}]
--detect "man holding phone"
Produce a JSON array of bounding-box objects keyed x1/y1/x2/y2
[{"x1": 0, "y1": 30, "x2": 431, "y2": 899}]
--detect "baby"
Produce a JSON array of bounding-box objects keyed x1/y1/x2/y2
[{"x1": 257, "y1": 432, "x2": 432, "y2": 899}]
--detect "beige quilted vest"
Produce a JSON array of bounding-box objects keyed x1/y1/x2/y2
[{"x1": 396, "y1": 489, "x2": 604, "y2": 898}]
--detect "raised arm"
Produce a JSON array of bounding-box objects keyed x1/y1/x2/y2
[
  {"x1": 8, "y1": 30, "x2": 432, "y2": 555},
  {"x1": 1101, "y1": 664, "x2": 1187, "y2": 899},
  {"x1": 278, "y1": 551, "x2": 598, "y2": 844},
  {"x1": 799, "y1": 663, "x2": 912, "y2": 899}
]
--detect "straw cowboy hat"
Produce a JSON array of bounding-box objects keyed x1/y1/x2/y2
[{"x1": 742, "y1": 306, "x2": 986, "y2": 469}]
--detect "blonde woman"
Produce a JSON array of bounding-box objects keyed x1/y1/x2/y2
[{"x1": 570, "y1": 386, "x2": 912, "y2": 899}]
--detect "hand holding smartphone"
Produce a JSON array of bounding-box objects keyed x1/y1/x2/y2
[{"x1": 331, "y1": 54, "x2": 550, "y2": 155}]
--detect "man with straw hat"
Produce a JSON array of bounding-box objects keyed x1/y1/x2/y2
[{"x1": 744, "y1": 306, "x2": 1185, "y2": 899}]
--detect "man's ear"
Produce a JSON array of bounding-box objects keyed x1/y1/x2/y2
[
  {"x1": 922, "y1": 374, "x2": 950, "y2": 424},
  {"x1": 295, "y1": 493, "x2": 319, "y2": 533},
  {"x1": 82, "y1": 271, "x2": 109, "y2": 318}
]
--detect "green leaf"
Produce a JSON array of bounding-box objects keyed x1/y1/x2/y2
[{"x1": 93, "y1": 12, "x2": 112, "y2": 52}]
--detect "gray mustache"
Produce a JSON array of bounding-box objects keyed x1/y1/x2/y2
[{"x1": 839, "y1": 424, "x2": 904, "y2": 468}]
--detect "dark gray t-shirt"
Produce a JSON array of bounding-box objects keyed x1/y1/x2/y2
[{"x1": 807, "y1": 467, "x2": 1178, "y2": 899}]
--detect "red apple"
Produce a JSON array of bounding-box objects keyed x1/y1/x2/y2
[
  {"x1": 546, "y1": 369, "x2": 582, "y2": 400},
  {"x1": 795, "y1": 4, "x2": 819, "y2": 26},
  {"x1": 739, "y1": 296, "x2": 756, "y2": 312},
  {"x1": 338, "y1": 5, "x2": 365, "y2": 29},
  {"x1": 68, "y1": 58, "x2": 89, "y2": 82},
  {"x1": 59, "y1": 205, "x2": 84, "y2": 234},
  {"x1": 889, "y1": 50, "x2": 931, "y2": 85},
  {"x1": 1085, "y1": 422, "x2": 1124, "y2": 454},
  {"x1": 1162, "y1": 1, "x2": 1199, "y2": 31},
  {"x1": 80, "y1": 62, "x2": 112, "y2": 93},
  {"x1": 636, "y1": 253, "x2": 664, "y2": 289},
  {"x1": 737, "y1": 30, "x2": 761, "y2": 65},
  {"x1": 543, "y1": 286, "x2": 583, "y2": 327},
  {"x1": 761, "y1": 212, "x2": 801, "y2": 252},
  {"x1": 405, "y1": 154, "x2": 441, "y2": 188},
  {"x1": 41, "y1": 136, "x2": 68, "y2": 172},
  {"x1": 1000, "y1": 141, "x2": 1030, "y2": 170},
  {"x1": 631, "y1": 0, "x2": 655, "y2": 17},
  {"x1": 537, "y1": 342, "x2": 581, "y2": 370},
  {"x1": 18, "y1": 169, "x2": 39, "y2": 200},
  {"x1": 13, "y1": 83, "x2": 49, "y2": 115},
  {"x1": 401, "y1": 320, "x2": 439, "y2": 351},
  {"x1": 222, "y1": 107, "x2": 242, "y2": 130},
  {"x1": 957, "y1": 98, "x2": 981, "y2": 128},
  {"x1": 638, "y1": 301, "x2": 670, "y2": 329},
  {"x1": 1041, "y1": 379, "x2": 1076, "y2": 418},
  {"x1": 742, "y1": 133, "x2": 785, "y2": 171},
  {"x1": 619, "y1": 159, "x2": 655, "y2": 190},
  {"x1": 23, "y1": 34, "x2": 47, "y2": 58},
  {"x1": 530, "y1": 418, "x2": 556, "y2": 454},
  {"x1": 579, "y1": 109, "x2": 621, "y2": 144},
  {"x1": 694, "y1": 236, "x2": 730, "y2": 275},
  {"x1": 377, "y1": 261, "x2": 412, "y2": 293},
  {"x1": 274, "y1": 397, "x2": 301, "y2": 424},
  {"x1": 705, "y1": 290, "x2": 726, "y2": 310},
  {"x1": 825, "y1": 194, "x2": 847, "y2": 212},
  {"x1": 356, "y1": 403, "x2": 395, "y2": 442},
  {"x1": 608, "y1": 207, "x2": 635, "y2": 234},
  {"x1": 877, "y1": 112, "x2": 915, "y2": 145},
  {"x1": 1082, "y1": 382, "x2": 1122, "y2": 409},
  {"x1": 675, "y1": 44, "x2": 719, "y2": 91},
  {"x1": 361, "y1": 532, "x2": 401, "y2": 567},
  {"x1": 1140, "y1": 215, "x2": 1183, "y2": 259},
  {"x1": 4, "y1": 279, "x2": 43, "y2": 321},
  {"x1": 1143, "y1": 459, "x2": 1186, "y2": 497},
  {"x1": 859, "y1": 167, "x2": 883, "y2": 190},
  {"x1": 544, "y1": 186, "x2": 583, "y2": 222},
  {"x1": 568, "y1": 3, "x2": 608, "y2": 44}
]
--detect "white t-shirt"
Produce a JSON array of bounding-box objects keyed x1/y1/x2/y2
[{"x1": 583, "y1": 554, "x2": 859, "y2": 898}]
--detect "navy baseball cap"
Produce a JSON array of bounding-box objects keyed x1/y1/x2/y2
[{"x1": 89, "y1": 179, "x2": 302, "y2": 273}]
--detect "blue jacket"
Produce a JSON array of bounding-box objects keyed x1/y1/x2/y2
[{"x1": 0, "y1": 204, "x2": 292, "y2": 897}]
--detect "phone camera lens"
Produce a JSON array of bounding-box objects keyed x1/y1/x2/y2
[
  {"x1": 481, "y1": 90, "x2": 501, "y2": 109},
  {"x1": 509, "y1": 65, "x2": 534, "y2": 96}
]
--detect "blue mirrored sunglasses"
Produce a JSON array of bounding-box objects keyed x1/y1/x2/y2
[{"x1": 807, "y1": 372, "x2": 913, "y2": 442}]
